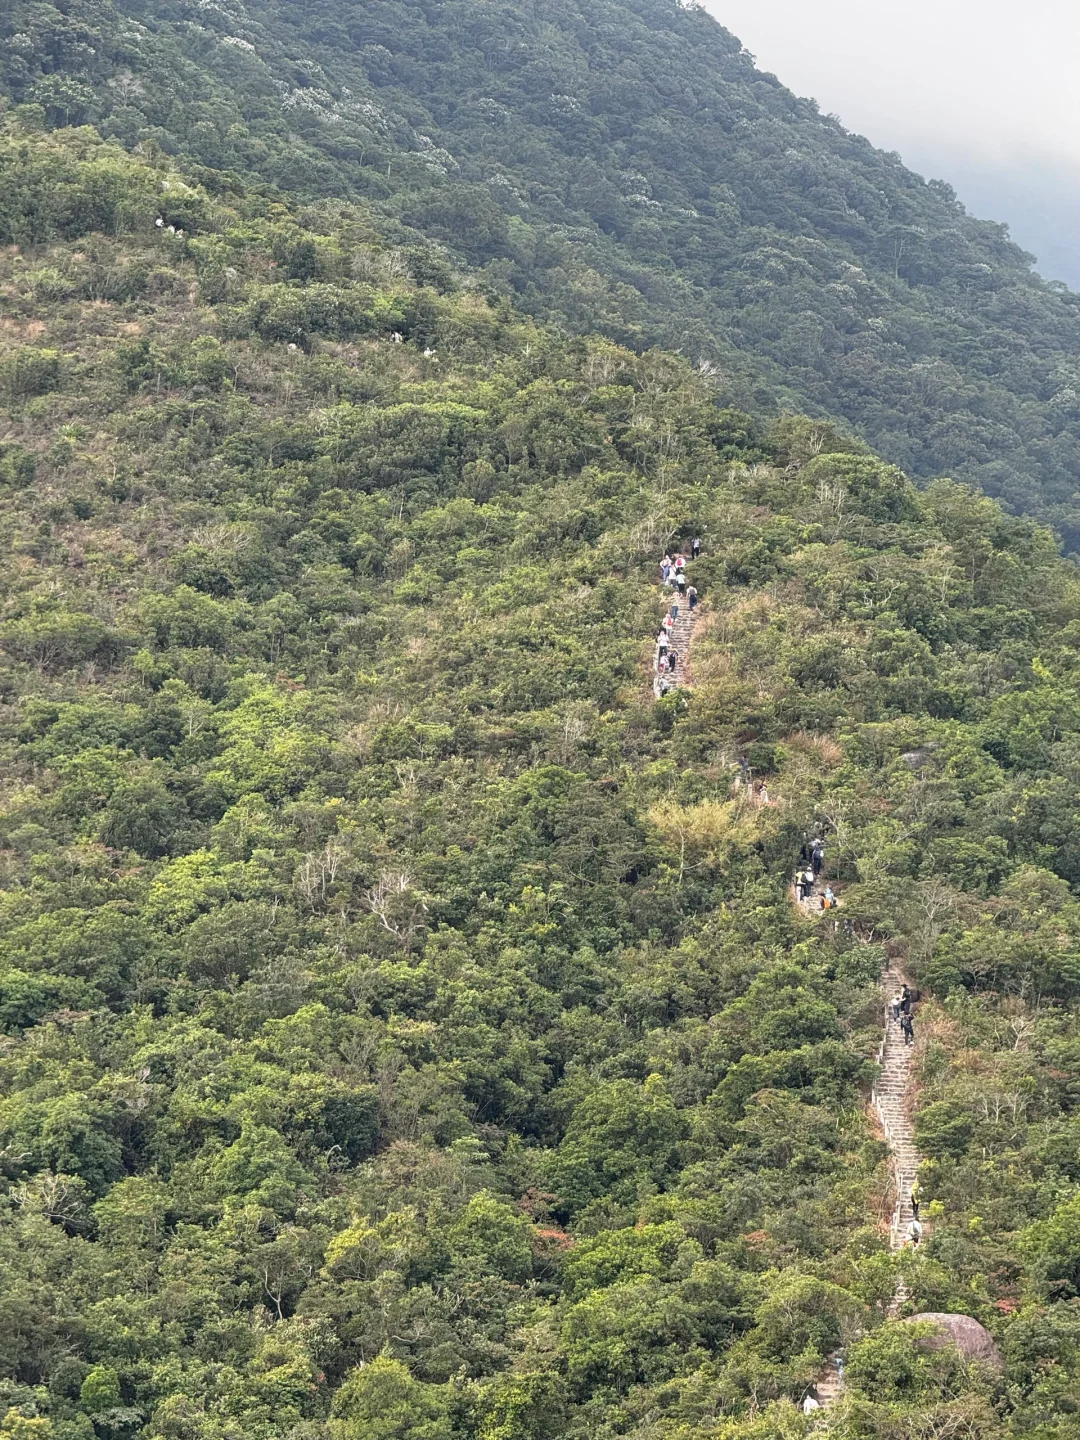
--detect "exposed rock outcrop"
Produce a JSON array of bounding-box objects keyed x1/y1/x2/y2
[{"x1": 906, "y1": 1313, "x2": 1003, "y2": 1370}]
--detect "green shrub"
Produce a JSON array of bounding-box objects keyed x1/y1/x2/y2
[{"x1": 1, "y1": 347, "x2": 60, "y2": 400}]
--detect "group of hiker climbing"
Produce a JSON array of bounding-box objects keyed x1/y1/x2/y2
[
  {"x1": 891, "y1": 981, "x2": 924, "y2": 1247},
  {"x1": 891, "y1": 983, "x2": 917, "y2": 1046},
  {"x1": 654, "y1": 537, "x2": 701, "y2": 697},
  {"x1": 799, "y1": 958, "x2": 928, "y2": 1418},
  {"x1": 905, "y1": 1161, "x2": 923, "y2": 1245},
  {"x1": 794, "y1": 834, "x2": 836, "y2": 910},
  {"x1": 906, "y1": 1173, "x2": 924, "y2": 1247},
  {"x1": 907, "y1": 1205, "x2": 923, "y2": 1246},
  {"x1": 907, "y1": 1172, "x2": 923, "y2": 1248}
]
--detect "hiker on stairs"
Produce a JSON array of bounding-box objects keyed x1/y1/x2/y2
[{"x1": 652, "y1": 546, "x2": 701, "y2": 697}]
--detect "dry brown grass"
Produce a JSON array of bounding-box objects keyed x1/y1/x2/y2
[
  {"x1": 709, "y1": 591, "x2": 782, "y2": 643},
  {"x1": 687, "y1": 644, "x2": 736, "y2": 686},
  {"x1": 648, "y1": 793, "x2": 780, "y2": 867},
  {"x1": 918, "y1": 1007, "x2": 963, "y2": 1049},
  {"x1": 949, "y1": 1046, "x2": 997, "y2": 1077},
  {"x1": 0, "y1": 318, "x2": 47, "y2": 341},
  {"x1": 785, "y1": 729, "x2": 844, "y2": 768}
]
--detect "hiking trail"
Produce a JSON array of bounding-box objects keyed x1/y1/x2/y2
[
  {"x1": 876, "y1": 971, "x2": 922, "y2": 1308},
  {"x1": 814, "y1": 971, "x2": 922, "y2": 1410},
  {"x1": 652, "y1": 586, "x2": 699, "y2": 697},
  {"x1": 666, "y1": 599, "x2": 697, "y2": 689},
  {"x1": 647, "y1": 554, "x2": 922, "y2": 1410}
]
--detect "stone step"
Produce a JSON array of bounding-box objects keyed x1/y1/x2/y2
[{"x1": 655, "y1": 597, "x2": 699, "y2": 693}]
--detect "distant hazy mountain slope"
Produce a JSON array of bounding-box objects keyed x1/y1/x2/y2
[
  {"x1": 940, "y1": 155, "x2": 1080, "y2": 292},
  {"x1": 7, "y1": 0, "x2": 1080, "y2": 541}
]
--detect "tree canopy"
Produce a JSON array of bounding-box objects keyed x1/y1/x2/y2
[
  {"x1": 1, "y1": 117, "x2": 1080, "y2": 1440},
  {"x1": 5, "y1": 0, "x2": 1080, "y2": 540}
]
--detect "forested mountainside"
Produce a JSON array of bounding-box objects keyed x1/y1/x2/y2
[
  {"x1": 7, "y1": 1, "x2": 1080, "y2": 542},
  {"x1": 6, "y1": 123, "x2": 1080, "y2": 1440}
]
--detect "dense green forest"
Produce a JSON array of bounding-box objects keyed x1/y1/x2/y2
[
  {"x1": 5, "y1": 122, "x2": 1080, "y2": 1440},
  {"x1": 6, "y1": 0, "x2": 1080, "y2": 540}
]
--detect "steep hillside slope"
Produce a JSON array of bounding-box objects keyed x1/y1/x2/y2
[
  {"x1": 6, "y1": 125, "x2": 1080, "y2": 1439},
  {"x1": 6, "y1": 0, "x2": 1080, "y2": 540}
]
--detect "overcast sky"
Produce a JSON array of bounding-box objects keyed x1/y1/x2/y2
[{"x1": 702, "y1": 0, "x2": 1080, "y2": 284}]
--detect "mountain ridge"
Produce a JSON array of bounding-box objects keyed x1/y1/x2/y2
[{"x1": 7, "y1": 0, "x2": 1080, "y2": 541}]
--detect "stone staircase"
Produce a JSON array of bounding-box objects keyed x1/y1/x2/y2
[
  {"x1": 811, "y1": 976, "x2": 922, "y2": 1409},
  {"x1": 877, "y1": 981, "x2": 921, "y2": 1321},
  {"x1": 654, "y1": 590, "x2": 698, "y2": 694},
  {"x1": 874, "y1": 981, "x2": 920, "y2": 1252},
  {"x1": 648, "y1": 566, "x2": 924, "y2": 1414},
  {"x1": 813, "y1": 1358, "x2": 844, "y2": 1407},
  {"x1": 667, "y1": 598, "x2": 696, "y2": 688}
]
